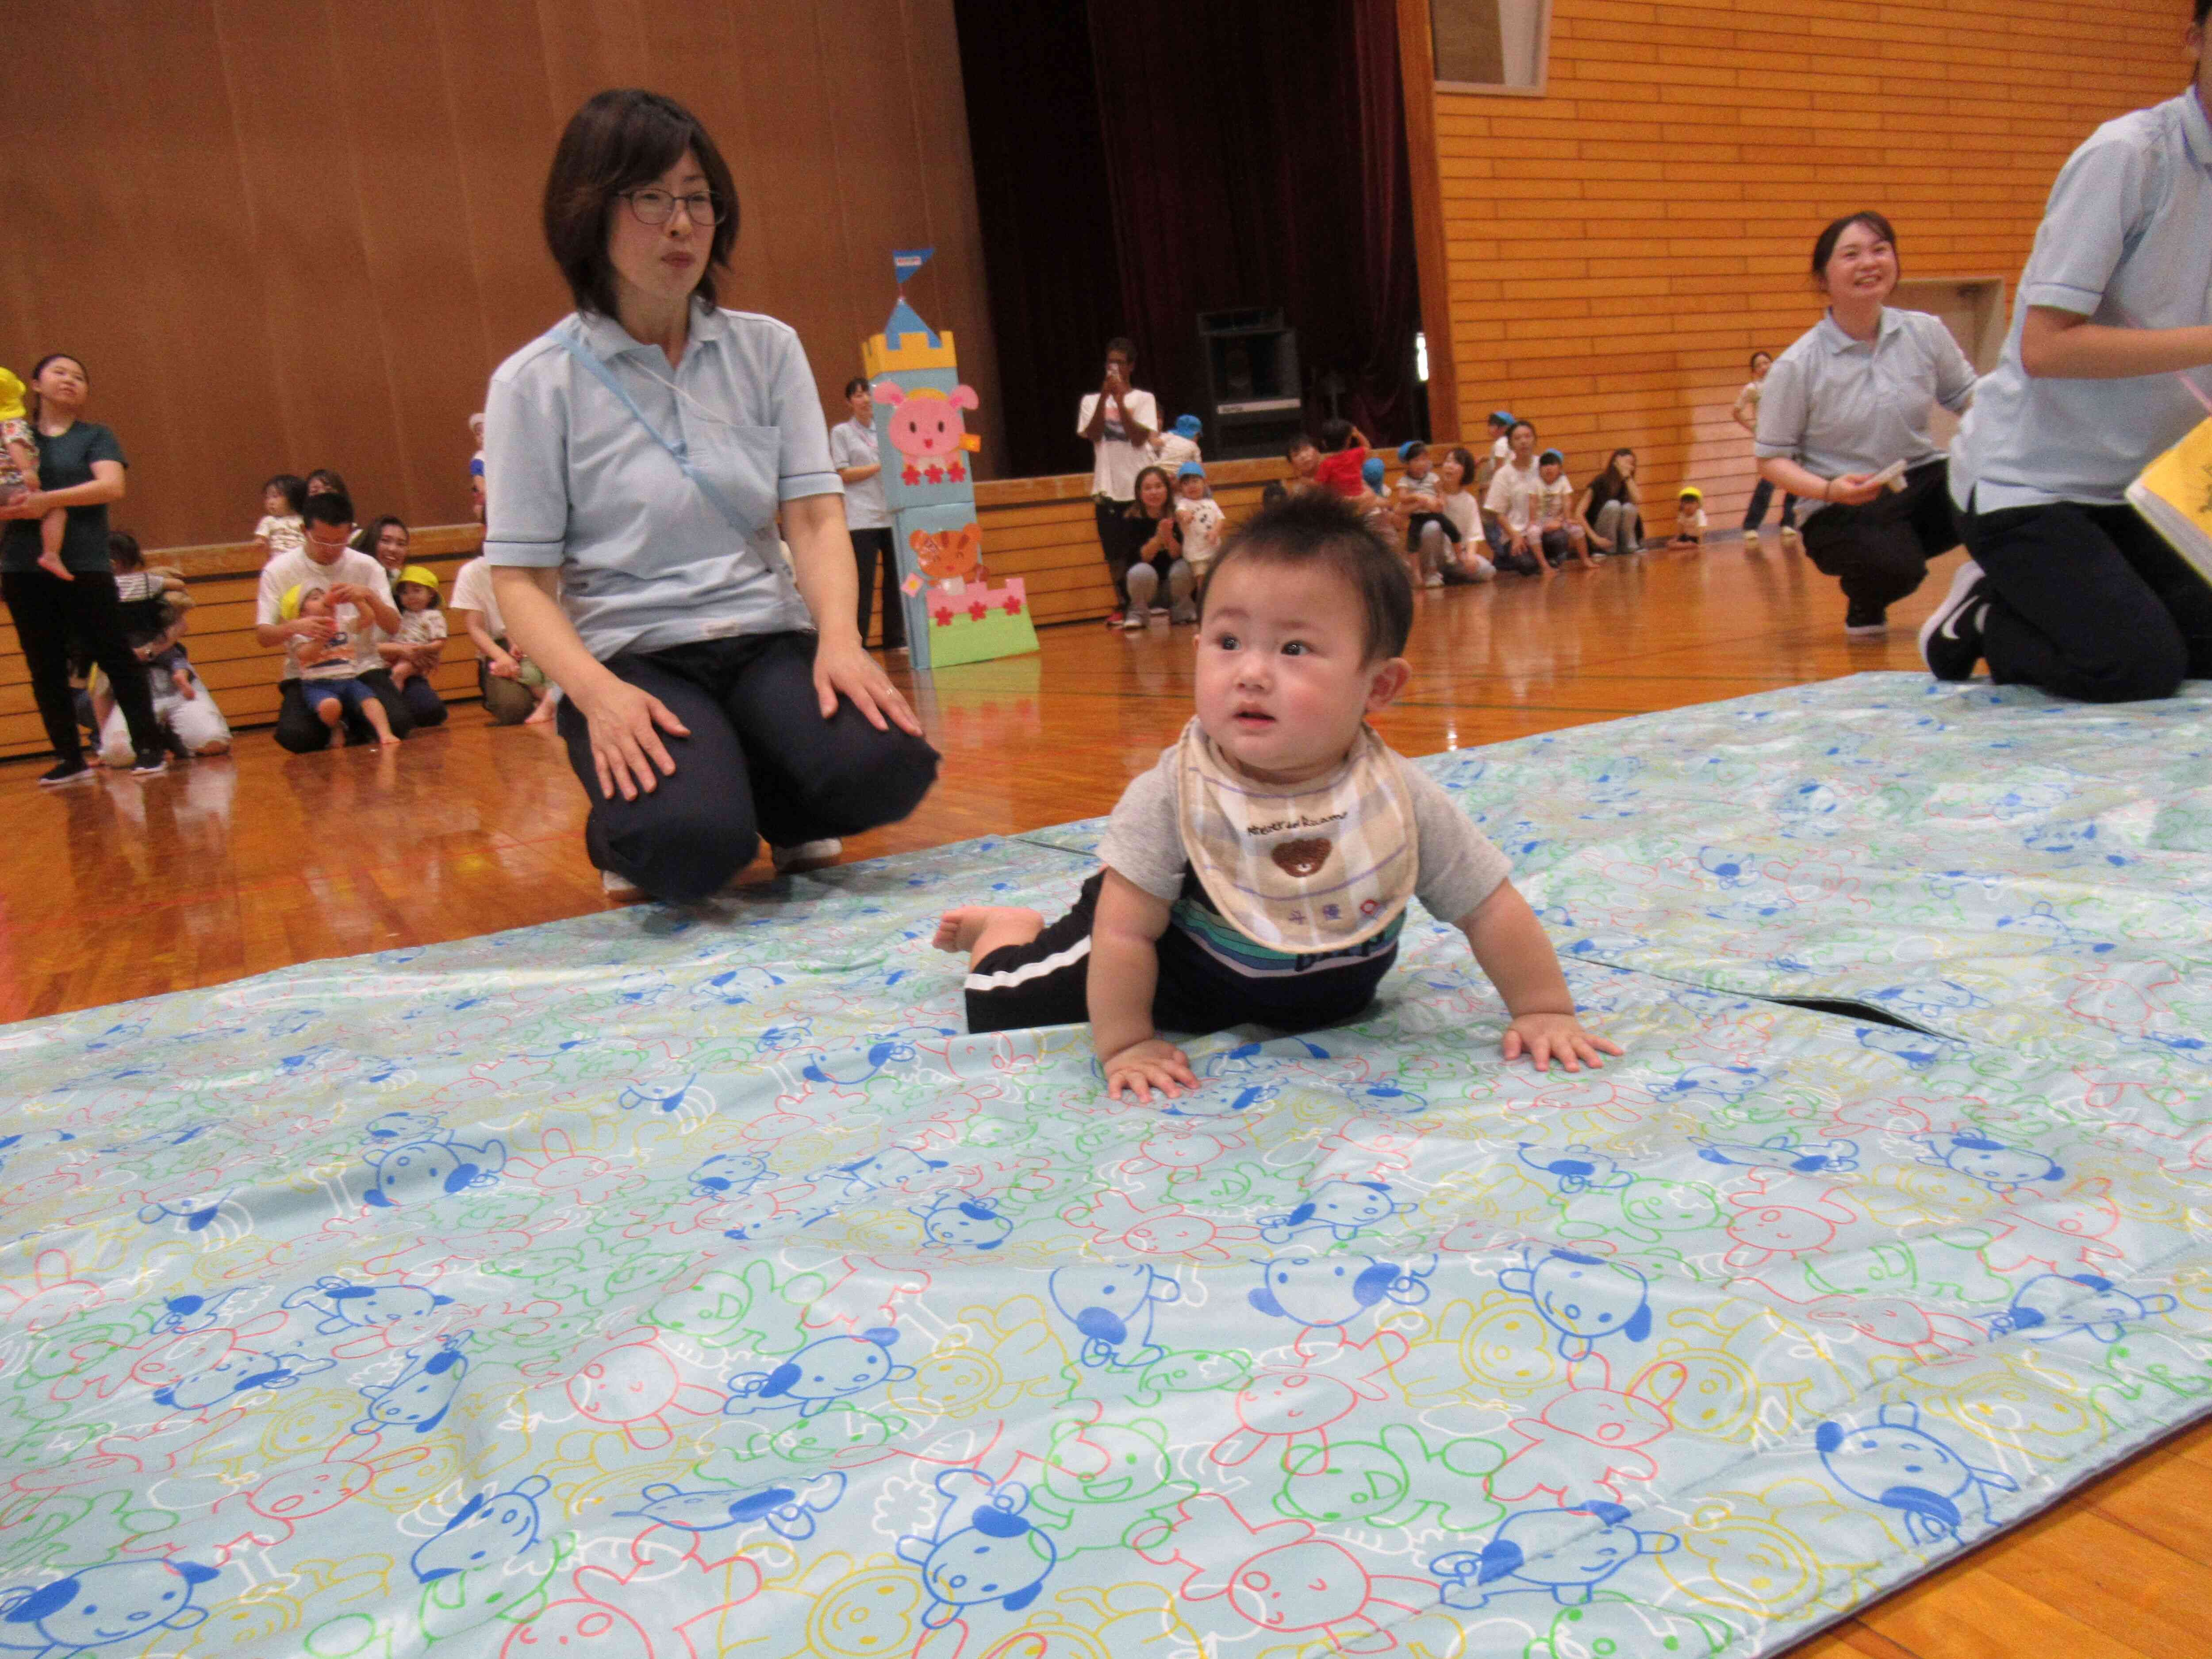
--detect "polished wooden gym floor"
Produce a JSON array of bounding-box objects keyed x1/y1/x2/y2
[{"x1": 4, "y1": 540, "x2": 2208, "y2": 1659}]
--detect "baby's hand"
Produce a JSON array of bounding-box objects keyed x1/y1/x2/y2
[
  {"x1": 1502, "y1": 1013, "x2": 1623, "y2": 1074},
  {"x1": 1104, "y1": 1038, "x2": 1196, "y2": 1105}
]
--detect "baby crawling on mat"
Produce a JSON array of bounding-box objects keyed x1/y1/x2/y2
[{"x1": 936, "y1": 492, "x2": 1620, "y2": 1102}]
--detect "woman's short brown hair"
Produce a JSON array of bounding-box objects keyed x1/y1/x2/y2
[{"x1": 542, "y1": 89, "x2": 740, "y2": 317}]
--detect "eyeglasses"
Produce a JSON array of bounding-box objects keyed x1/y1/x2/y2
[{"x1": 621, "y1": 189, "x2": 721, "y2": 227}]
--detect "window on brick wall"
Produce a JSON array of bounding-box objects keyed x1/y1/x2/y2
[{"x1": 1430, "y1": 0, "x2": 1550, "y2": 93}]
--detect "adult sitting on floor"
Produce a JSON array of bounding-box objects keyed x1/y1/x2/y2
[
  {"x1": 450, "y1": 550, "x2": 553, "y2": 726},
  {"x1": 483, "y1": 88, "x2": 938, "y2": 901},
  {"x1": 1928, "y1": 4, "x2": 2212, "y2": 702},
  {"x1": 356, "y1": 513, "x2": 450, "y2": 731},
  {"x1": 255, "y1": 490, "x2": 407, "y2": 752}
]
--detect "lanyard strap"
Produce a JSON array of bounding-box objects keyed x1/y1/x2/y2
[{"x1": 556, "y1": 321, "x2": 766, "y2": 539}]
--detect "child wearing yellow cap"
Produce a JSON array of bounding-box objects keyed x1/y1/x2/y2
[
  {"x1": 387, "y1": 565, "x2": 447, "y2": 697},
  {"x1": 1670, "y1": 485, "x2": 1708, "y2": 549},
  {"x1": 0, "y1": 367, "x2": 68, "y2": 582}
]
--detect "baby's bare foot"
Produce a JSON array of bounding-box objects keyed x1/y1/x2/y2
[
  {"x1": 37, "y1": 551, "x2": 72, "y2": 582},
  {"x1": 933, "y1": 905, "x2": 1044, "y2": 959}
]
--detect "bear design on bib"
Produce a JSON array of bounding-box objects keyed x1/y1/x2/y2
[{"x1": 1271, "y1": 839, "x2": 1333, "y2": 878}]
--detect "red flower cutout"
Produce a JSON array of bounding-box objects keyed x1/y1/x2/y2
[
  {"x1": 967, "y1": 598, "x2": 990, "y2": 621},
  {"x1": 924, "y1": 464, "x2": 946, "y2": 484},
  {"x1": 948, "y1": 462, "x2": 967, "y2": 483},
  {"x1": 932, "y1": 606, "x2": 955, "y2": 627},
  {"x1": 902, "y1": 465, "x2": 922, "y2": 485},
  {"x1": 1001, "y1": 595, "x2": 1023, "y2": 615}
]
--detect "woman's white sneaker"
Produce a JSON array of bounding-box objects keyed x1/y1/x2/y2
[{"x1": 772, "y1": 839, "x2": 843, "y2": 874}]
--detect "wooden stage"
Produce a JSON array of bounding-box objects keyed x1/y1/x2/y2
[{"x1": 3, "y1": 539, "x2": 2207, "y2": 1659}]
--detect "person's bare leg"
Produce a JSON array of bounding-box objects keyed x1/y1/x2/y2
[
  {"x1": 319, "y1": 698, "x2": 346, "y2": 747},
  {"x1": 360, "y1": 696, "x2": 398, "y2": 748},
  {"x1": 35, "y1": 508, "x2": 69, "y2": 581},
  {"x1": 933, "y1": 906, "x2": 1045, "y2": 962}
]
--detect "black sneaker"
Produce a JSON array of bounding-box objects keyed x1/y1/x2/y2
[
  {"x1": 1918, "y1": 558, "x2": 1989, "y2": 681},
  {"x1": 38, "y1": 758, "x2": 94, "y2": 787},
  {"x1": 130, "y1": 747, "x2": 168, "y2": 776}
]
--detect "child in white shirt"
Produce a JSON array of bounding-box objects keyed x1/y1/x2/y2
[
  {"x1": 387, "y1": 567, "x2": 449, "y2": 696},
  {"x1": 1173, "y1": 463, "x2": 1226, "y2": 589},
  {"x1": 1393, "y1": 440, "x2": 1465, "y2": 588},
  {"x1": 1152, "y1": 414, "x2": 1204, "y2": 478},
  {"x1": 933, "y1": 491, "x2": 1619, "y2": 1101},
  {"x1": 253, "y1": 474, "x2": 307, "y2": 564},
  {"x1": 1671, "y1": 487, "x2": 1708, "y2": 549},
  {"x1": 1534, "y1": 449, "x2": 1594, "y2": 569}
]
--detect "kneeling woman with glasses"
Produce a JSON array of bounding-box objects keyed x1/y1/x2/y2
[{"x1": 483, "y1": 89, "x2": 939, "y2": 902}]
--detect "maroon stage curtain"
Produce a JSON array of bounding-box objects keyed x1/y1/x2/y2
[{"x1": 958, "y1": 0, "x2": 1423, "y2": 477}]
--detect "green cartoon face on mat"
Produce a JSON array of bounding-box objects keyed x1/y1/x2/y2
[
  {"x1": 1273, "y1": 1437, "x2": 1409, "y2": 1525},
  {"x1": 1041, "y1": 1418, "x2": 1175, "y2": 1508}
]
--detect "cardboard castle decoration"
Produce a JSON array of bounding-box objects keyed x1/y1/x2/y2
[{"x1": 862, "y1": 257, "x2": 1038, "y2": 672}]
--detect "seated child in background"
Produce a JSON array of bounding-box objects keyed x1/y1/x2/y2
[
  {"x1": 387, "y1": 565, "x2": 449, "y2": 694},
  {"x1": 469, "y1": 412, "x2": 488, "y2": 523},
  {"x1": 1173, "y1": 463, "x2": 1225, "y2": 593},
  {"x1": 1394, "y1": 440, "x2": 1462, "y2": 588},
  {"x1": 282, "y1": 583, "x2": 398, "y2": 747},
  {"x1": 1153, "y1": 414, "x2": 1204, "y2": 476},
  {"x1": 936, "y1": 492, "x2": 1621, "y2": 1102},
  {"x1": 1534, "y1": 450, "x2": 1595, "y2": 569},
  {"x1": 1671, "y1": 486, "x2": 1707, "y2": 548},
  {"x1": 1312, "y1": 419, "x2": 1372, "y2": 499},
  {"x1": 0, "y1": 366, "x2": 69, "y2": 581},
  {"x1": 253, "y1": 474, "x2": 308, "y2": 564}
]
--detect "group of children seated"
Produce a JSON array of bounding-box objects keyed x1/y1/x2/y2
[{"x1": 1116, "y1": 410, "x2": 1712, "y2": 632}]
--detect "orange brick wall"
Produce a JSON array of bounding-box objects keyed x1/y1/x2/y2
[{"x1": 1418, "y1": 0, "x2": 2192, "y2": 526}]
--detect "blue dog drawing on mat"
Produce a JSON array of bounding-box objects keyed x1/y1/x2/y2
[
  {"x1": 361, "y1": 1131, "x2": 506, "y2": 1209},
  {"x1": 726, "y1": 1329, "x2": 915, "y2": 1417},
  {"x1": 0, "y1": 1559, "x2": 221, "y2": 1651},
  {"x1": 688, "y1": 1153, "x2": 769, "y2": 1199},
  {"x1": 152, "y1": 1346, "x2": 333, "y2": 1413},
  {"x1": 284, "y1": 1276, "x2": 454, "y2": 1336},
  {"x1": 353, "y1": 1336, "x2": 471, "y2": 1435},
  {"x1": 1249, "y1": 1253, "x2": 1434, "y2": 1329},
  {"x1": 1815, "y1": 1402, "x2": 2019, "y2": 1544},
  {"x1": 151, "y1": 1289, "x2": 246, "y2": 1336},
  {"x1": 1431, "y1": 1503, "x2": 1679, "y2": 1608},
  {"x1": 1260, "y1": 1179, "x2": 1406, "y2": 1243},
  {"x1": 912, "y1": 1193, "x2": 1013, "y2": 1251},
  {"x1": 411, "y1": 1475, "x2": 552, "y2": 1582},
  {"x1": 1985, "y1": 1273, "x2": 2177, "y2": 1344},
  {"x1": 1912, "y1": 1133, "x2": 2064, "y2": 1194},
  {"x1": 618, "y1": 1472, "x2": 847, "y2": 1540},
  {"x1": 1515, "y1": 1144, "x2": 1633, "y2": 1195},
  {"x1": 1499, "y1": 1248, "x2": 1651, "y2": 1359},
  {"x1": 1696, "y1": 1131, "x2": 1859, "y2": 1175},
  {"x1": 1047, "y1": 1265, "x2": 1179, "y2": 1369},
  {"x1": 895, "y1": 1471, "x2": 1058, "y2": 1630}
]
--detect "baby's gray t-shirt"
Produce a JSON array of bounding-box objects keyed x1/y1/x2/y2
[{"x1": 1098, "y1": 745, "x2": 1512, "y2": 929}]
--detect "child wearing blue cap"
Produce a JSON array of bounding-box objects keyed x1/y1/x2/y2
[
  {"x1": 1392, "y1": 440, "x2": 1471, "y2": 588},
  {"x1": 1152, "y1": 414, "x2": 1204, "y2": 478},
  {"x1": 1173, "y1": 462, "x2": 1225, "y2": 605}
]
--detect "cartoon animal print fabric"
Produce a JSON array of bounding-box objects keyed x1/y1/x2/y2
[{"x1": 3, "y1": 673, "x2": 2210, "y2": 1659}]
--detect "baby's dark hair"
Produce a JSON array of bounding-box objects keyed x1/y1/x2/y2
[
  {"x1": 306, "y1": 467, "x2": 350, "y2": 499},
  {"x1": 1260, "y1": 480, "x2": 1289, "y2": 508},
  {"x1": 263, "y1": 474, "x2": 307, "y2": 515},
  {"x1": 1319, "y1": 417, "x2": 1355, "y2": 453},
  {"x1": 1206, "y1": 491, "x2": 1412, "y2": 662},
  {"x1": 1284, "y1": 434, "x2": 1318, "y2": 460},
  {"x1": 108, "y1": 529, "x2": 143, "y2": 570}
]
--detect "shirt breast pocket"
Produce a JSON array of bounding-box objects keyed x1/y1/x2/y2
[{"x1": 689, "y1": 422, "x2": 781, "y2": 535}]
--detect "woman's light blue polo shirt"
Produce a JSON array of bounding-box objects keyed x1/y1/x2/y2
[
  {"x1": 482, "y1": 304, "x2": 842, "y2": 661},
  {"x1": 1951, "y1": 89, "x2": 2212, "y2": 514}
]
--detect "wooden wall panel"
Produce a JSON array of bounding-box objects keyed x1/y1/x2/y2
[
  {"x1": 1404, "y1": 0, "x2": 2189, "y2": 526},
  {"x1": 0, "y1": 0, "x2": 1002, "y2": 550}
]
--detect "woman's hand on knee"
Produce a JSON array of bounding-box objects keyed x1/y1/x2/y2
[
  {"x1": 579, "y1": 678, "x2": 691, "y2": 801},
  {"x1": 814, "y1": 637, "x2": 923, "y2": 736}
]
